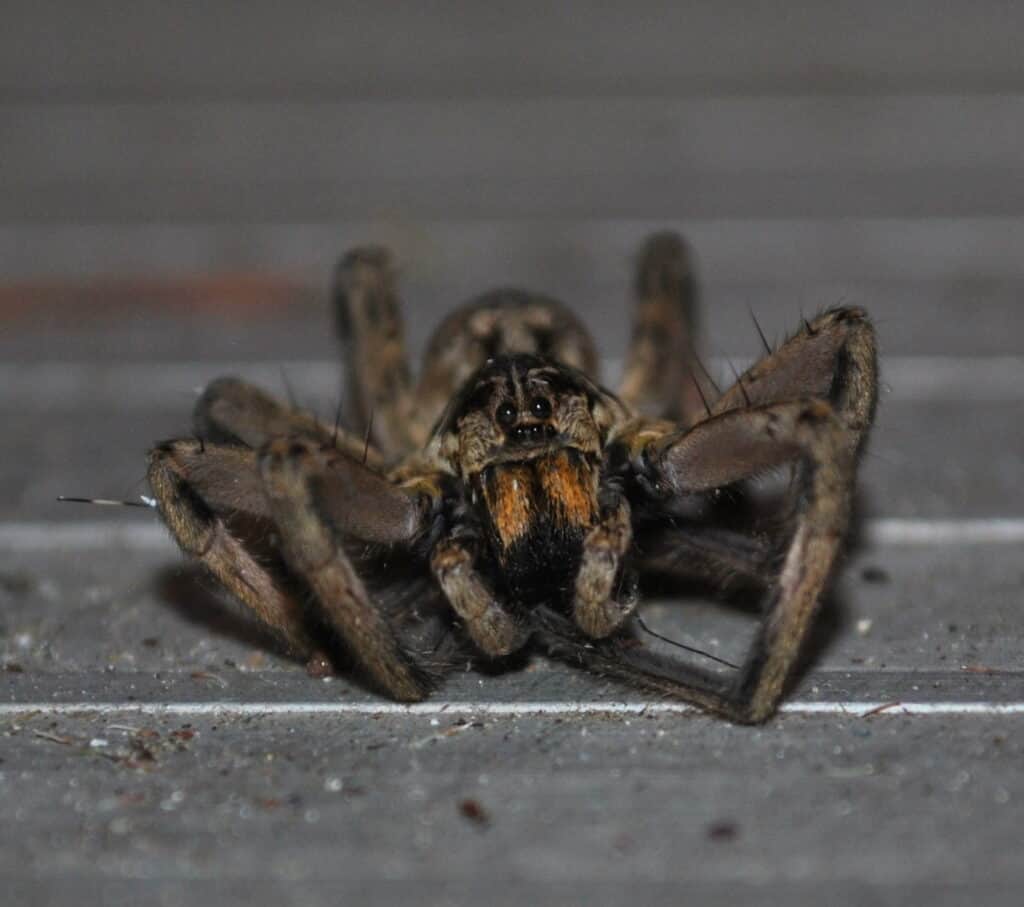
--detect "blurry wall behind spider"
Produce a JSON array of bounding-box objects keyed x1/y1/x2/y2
[{"x1": 1, "y1": 1, "x2": 1022, "y2": 364}]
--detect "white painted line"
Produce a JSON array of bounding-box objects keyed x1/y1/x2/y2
[
  {"x1": 3, "y1": 356, "x2": 1023, "y2": 407},
  {"x1": 3, "y1": 517, "x2": 1023, "y2": 553},
  {"x1": 864, "y1": 518, "x2": 1024, "y2": 545},
  {"x1": 1, "y1": 700, "x2": 1023, "y2": 718}
]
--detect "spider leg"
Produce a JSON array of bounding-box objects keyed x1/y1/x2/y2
[
  {"x1": 618, "y1": 231, "x2": 715, "y2": 425},
  {"x1": 430, "y1": 540, "x2": 529, "y2": 656},
  {"x1": 333, "y1": 246, "x2": 421, "y2": 458},
  {"x1": 572, "y1": 492, "x2": 638, "y2": 637},
  {"x1": 636, "y1": 524, "x2": 774, "y2": 586},
  {"x1": 711, "y1": 306, "x2": 877, "y2": 454},
  {"x1": 258, "y1": 436, "x2": 432, "y2": 701},
  {"x1": 653, "y1": 399, "x2": 854, "y2": 720},
  {"x1": 565, "y1": 399, "x2": 853, "y2": 722},
  {"x1": 194, "y1": 376, "x2": 382, "y2": 466},
  {"x1": 534, "y1": 605, "x2": 734, "y2": 713},
  {"x1": 147, "y1": 440, "x2": 321, "y2": 660}
]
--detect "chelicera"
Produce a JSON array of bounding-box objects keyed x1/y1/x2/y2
[{"x1": 147, "y1": 232, "x2": 877, "y2": 722}]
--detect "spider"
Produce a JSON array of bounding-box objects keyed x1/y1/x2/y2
[{"x1": 147, "y1": 231, "x2": 877, "y2": 723}]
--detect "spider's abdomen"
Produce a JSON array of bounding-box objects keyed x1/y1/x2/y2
[{"x1": 476, "y1": 448, "x2": 598, "y2": 604}]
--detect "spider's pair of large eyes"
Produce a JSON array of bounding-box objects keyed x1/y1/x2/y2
[
  {"x1": 496, "y1": 397, "x2": 551, "y2": 426},
  {"x1": 530, "y1": 397, "x2": 552, "y2": 419}
]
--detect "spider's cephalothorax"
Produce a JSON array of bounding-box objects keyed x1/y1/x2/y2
[{"x1": 148, "y1": 231, "x2": 878, "y2": 722}]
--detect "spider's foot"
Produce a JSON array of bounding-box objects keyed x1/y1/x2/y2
[
  {"x1": 573, "y1": 500, "x2": 635, "y2": 638},
  {"x1": 573, "y1": 581, "x2": 639, "y2": 639},
  {"x1": 431, "y1": 541, "x2": 529, "y2": 657}
]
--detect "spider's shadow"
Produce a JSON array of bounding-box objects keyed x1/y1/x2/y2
[
  {"x1": 153, "y1": 563, "x2": 400, "y2": 697},
  {"x1": 153, "y1": 564, "x2": 302, "y2": 663}
]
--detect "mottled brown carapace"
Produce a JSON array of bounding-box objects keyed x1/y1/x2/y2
[{"x1": 148, "y1": 231, "x2": 877, "y2": 721}]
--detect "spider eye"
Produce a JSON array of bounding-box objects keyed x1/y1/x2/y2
[
  {"x1": 496, "y1": 402, "x2": 517, "y2": 426},
  {"x1": 530, "y1": 397, "x2": 552, "y2": 418}
]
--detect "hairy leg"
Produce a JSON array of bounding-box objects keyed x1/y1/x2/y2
[
  {"x1": 636, "y1": 525, "x2": 774, "y2": 586},
  {"x1": 194, "y1": 376, "x2": 382, "y2": 466},
  {"x1": 555, "y1": 398, "x2": 855, "y2": 722},
  {"x1": 258, "y1": 437, "x2": 430, "y2": 700},
  {"x1": 618, "y1": 231, "x2": 715, "y2": 425},
  {"x1": 572, "y1": 493, "x2": 637, "y2": 637},
  {"x1": 657, "y1": 399, "x2": 854, "y2": 720},
  {"x1": 147, "y1": 440, "x2": 319, "y2": 659},
  {"x1": 711, "y1": 307, "x2": 877, "y2": 455},
  {"x1": 430, "y1": 540, "x2": 529, "y2": 656},
  {"x1": 333, "y1": 247, "x2": 420, "y2": 459}
]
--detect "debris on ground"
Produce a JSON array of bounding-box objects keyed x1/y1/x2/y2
[
  {"x1": 458, "y1": 798, "x2": 490, "y2": 827},
  {"x1": 706, "y1": 820, "x2": 739, "y2": 842}
]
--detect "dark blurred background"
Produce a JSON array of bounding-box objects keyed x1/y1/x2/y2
[{"x1": 2, "y1": 1, "x2": 1022, "y2": 367}]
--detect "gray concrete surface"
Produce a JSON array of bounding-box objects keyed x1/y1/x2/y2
[
  {"x1": 2, "y1": 709, "x2": 1023, "y2": 894},
  {"x1": 2, "y1": 3, "x2": 1024, "y2": 905}
]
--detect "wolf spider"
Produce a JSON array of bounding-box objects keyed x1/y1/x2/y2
[{"x1": 148, "y1": 231, "x2": 876, "y2": 722}]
